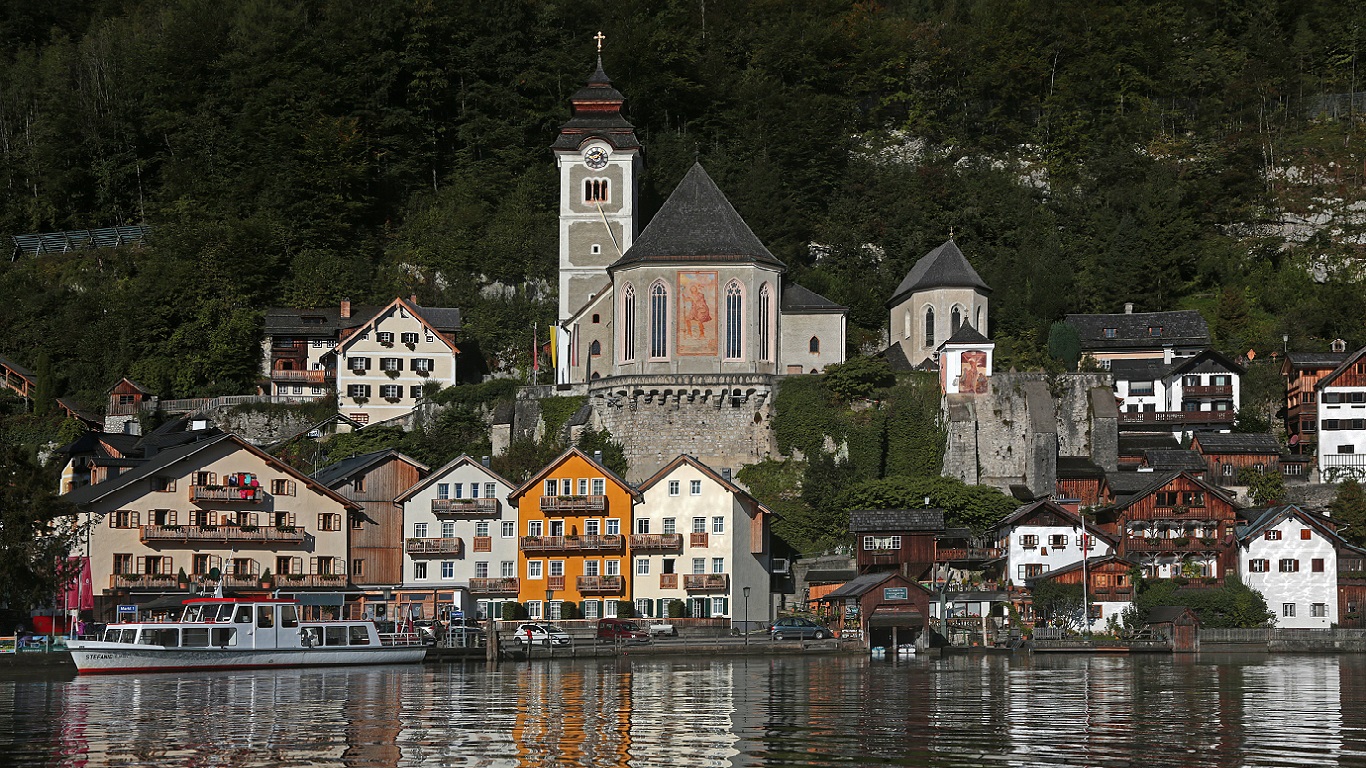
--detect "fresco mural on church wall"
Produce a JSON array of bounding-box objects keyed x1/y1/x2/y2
[
  {"x1": 678, "y1": 271, "x2": 718, "y2": 356},
  {"x1": 960, "y1": 350, "x2": 989, "y2": 394}
]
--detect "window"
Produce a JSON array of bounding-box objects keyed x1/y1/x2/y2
[
  {"x1": 712, "y1": 558, "x2": 725, "y2": 574},
  {"x1": 577, "y1": 479, "x2": 588, "y2": 496},
  {"x1": 377, "y1": 332, "x2": 394, "y2": 345},
  {"x1": 527, "y1": 601, "x2": 543, "y2": 620},
  {"x1": 636, "y1": 559, "x2": 650, "y2": 575},
  {"x1": 412, "y1": 358, "x2": 434, "y2": 373},
  {"x1": 668, "y1": 480, "x2": 680, "y2": 496},
  {"x1": 110, "y1": 510, "x2": 139, "y2": 528},
  {"x1": 414, "y1": 522, "x2": 429, "y2": 538},
  {"x1": 712, "y1": 516, "x2": 725, "y2": 534},
  {"x1": 271, "y1": 479, "x2": 296, "y2": 496},
  {"x1": 636, "y1": 518, "x2": 650, "y2": 534},
  {"x1": 950, "y1": 305, "x2": 962, "y2": 334},
  {"x1": 1048, "y1": 534, "x2": 1068, "y2": 548},
  {"x1": 1312, "y1": 558, "x2": 1325, "y2": 573},
  {"x1": 1301, "y1": 529, "x2": 1313, "y2": 540},
  {"x1": 1265, "y1": 530, "x2": 1283, "y2": 541},
  {"x1": 352, "y1": 559, "x2": 364, "y2": 577},
  {"x1": 1103, "y1": 328, "x2": 1117, "y2": 338},
  {"x1": 401, "y1": 332, "x2": 420, "y2": 345},
  {"x1": 663, "y1": 518, "x2": 677, "y2": 534},
  {"x1": 621, "y1": 283, "x2": 636, "y2": 362},
  {"x1": 441, "y1": 561, "x2": 454, "y2": 579},
  {"x1": 1283, "y1": 603, "x2": 1296, "y2": 618},
  {"x1": 586, "y1": 519, "x2": 600, "y2": 536},
  {"x1": 549, "y1": 560, "x2": 564, "y2": 577},
  {"x1": 527, "y1": 521, "x2": 543, "y2": 537},
  {"x1": 690, "y1": 480, "x2": 702, "y2": 496},
  {"x1": 471, "y1": 483, "x2": 481, "y2": 499},
  {"x1": 1020, "y1": 563, "x2": 1047, "y2": 579},
  {"x1": 349, "y1": 357, "x2": 370, "y2": 372},
  {"x1": 584, "y1": 560, "x2": 599, "y2": 577},
  {"x1": 380, "y1": 385, "x2": 402, "y2": 400},
  {"x1": 1156, "y1": 491, "x2": 1178, "y2": 507},
  {"x1": 650, "y1": 282, "x2": 669, "y2": 358},
  {"x1": 562, "y1": 478, "x2": 572, "y2": 496},
  {"x1": 380, "y1": 357, "x2": 402, "y2": 372},
  {"x1": 347, "y1": 384, "x2": 371, "y2": 399},
  {"x1": 863, "y1": 535, "x2": 901, "y2": 550},
  {"x1": 1279, "y1": 559, "x2": 1300, "y2": 572},
  {"x1": 604, "y1": 560, "x2": 620, "y2": 576},
  {"x1": 544, "y1": 479, "x2": 558, "y2": 496},
  {"x1": 809, "y1": 336, "x2": 820, "y2": 354},
  {"x1": 475, "y1": 521, "x2": 490, "y2": 537},
  {"x1": 590, "y1": 339, "x2": 601, "y2": 357},
  {"x1": 528, "y1": 561, "x2": 543, "y2": 579},
  {"x1": 475, "y1": 561, "x2": 489, "y2": 578},
  {"x1": 501, "y1": 521, "x2": 515, "y2": 537},
  {"x1": 758, "y1": 283, "x2": 772, "y2": 361},
  {"x1": 725, "y1": 281, "x2": 743, "y2": 359},
  {"x1": 693, "y1": 517, "x2": 707, "y2": 534},
  {"x1": 437, "y1": 483, "x2": 450, "y2": 500},
  {"x1": 1020, "y1": 535, "x2": 1039, "y2": 548},
  {"x1": 1148, "y1": 326, "x2": 1163, "y2": 337},
  {"x1": 414, "y1": 562, "x2": 428, "y2": 580},
  {"x1": 924, "y1": 306, "x2": 935, "y2": 347},
  {"x1": 692, "y1": 558, "x2": 706, "y2": 574},
  {"x1": 441, "y1": 521, "x2": 455, "y2": 538},
  {"x1": 584, "y1": 178, "x2": 610, "y2": 202},
  {"x1": 1249, "y1": 559, "x2": 1270, "y2": 572},
  {"x1": 318, "y1": 513, "x2": 342, "y2": 531},
  {"x1": 1078, "y1": 534, "x2": 1095, "y2": 551},
  {"x1": 592, "y1": 478, "x2": 605, "y2": 495},
  {"x1": 1313, "y1": 603, "x2": 1329, "y2": 618},
  {"x1": 150, "y1": 477, "x2": 175, "y2": 492},
  {"x1": 500, "y1": 561, "x2": 515, "y2": 577},
  {"x1": 113, "y1": 553, "x2": 133, "y2": 574},
  {"x1": 606, "y1": 519, "x2": 620, "y2": 536}
]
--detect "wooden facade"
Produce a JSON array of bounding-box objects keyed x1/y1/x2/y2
[
  {"x1": 1189, "y1": 434, "x2": 1283, "y2": 485},
  {"x1": 849, "y1": 509, "x2": 944, "y2": 578},
  {"x1": 324, "y1": 452, "x2": 428, "y2": 589},
  {"x1": 1339, "y1": 547, "x2": 1366, "y2": 629},
  {"x1": 1105, "y1": 471, "x2": 1240, "y2": 584},
  {"x1": 1282, "y1": 351, "x2": 1347, "y2": 455},
  {"x1": 1039, "y1": 556, "x2": 1135, "y2": 598},
  {"x1": 817, "y1": 571, "x2": 934, "y2": 649},
  {"x1": 1055, "y1": 476, "x2": 1112, "y2": 507},
  {"x1": 107, "y1": 378, "x2": 153, "y2": 417}
]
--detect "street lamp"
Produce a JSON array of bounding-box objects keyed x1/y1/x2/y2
[{"x1": 742, "y1": 586, "x2": 751, "y2": 646}]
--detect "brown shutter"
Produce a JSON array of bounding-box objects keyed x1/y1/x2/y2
[
  {"x1": 135, "y1": 555, "x2": 145, "y2": 573},
  {"x1": 132, "y1": 511, "x2": 141, "y2": 526}
]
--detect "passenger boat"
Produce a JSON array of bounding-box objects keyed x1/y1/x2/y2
[{"x1": 67, "y1": 597, "x2": 427, "y2": 674}]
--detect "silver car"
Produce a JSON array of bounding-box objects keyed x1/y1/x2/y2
[
  {"x1": 513, "y1": 623, "x2": 572, "y2": 646},
  {"x1": 769, "y1": 617, "x2": 830, "y2": 641}
]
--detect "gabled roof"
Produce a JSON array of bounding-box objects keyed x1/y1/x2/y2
[
  {"x1": 563, "y1": 280, "x2": 614, "y2": 327},
  {"x1": 637, "y1": 455, "x2": 771, "y2": 515},
  {"x1": 1190, "y1": 432, "x2": 1281, "y2": 456},
  {"x1": 1064, "y1": 310, "x2": 1210, "y2": 351},
  {"x1": 62, "y1": 432, "x2": 360, "y2": 511},
  {"x1": 780, "y1": 283, "x2": 846, "y2": 314},
  {"x1": 263, "y1": 304, "x2": 379, "y2": 337},
  {"x1": 1108, "y1": 358, "x2": 1172, "y2": 382},
  {"x1": 849, "y1": 509, "x2": 946, "y2": 533},
  {"x1": 1317, "y1": 345, "x2": 1366, "y2": 391},
  {"x1": 1143, "y1": 449, "x2": 1207, "y2": 472},
  {"x1": 996, "y1": 500, "x2": 1119, "y2": 545},
  {"x1": 1168, "y1": 348, "x2": 1246, "y2": 376},
  {"x1": 821, "y1": 571, "x2": 932, "y2": 600},
  {"x1": 1235, "y1": 504, "x2": 1340, "y2": 544},
  {"x1": 887, "y1": 240, "x2": 990, "y2": 306},
  {"x1": 1284, "y1": 351, "x2": 1349, "y2": 370},
  {"x1": 1027, "y1": 554, "x2": 1135, "y2": 584},
  {"x1": 609, "y1": 163, "x2": 784, "y2": 271},
  {"x1": 106, "y1": 376, "x2": 152, "y2": 395},
  {"x1": 1106, "y1": 470, "x2": 1238, "y2": 514},
  {"x1": 313, "y1": 449, "x2": 428, "y2": 489},
  {"x1": 335, "y1": 297, "x2": 461, "y2": 356},
  {"x1": 507, "y1": 447, "x2": 641, "y2": 503},
  {"x1": 1118, "y1": 433, "x2": 1180, "y2": 454},
  {"x1": 940, "y1": 322, "x2": 990, "y2": 347},
  {"x1": 395, "y1": 454, "x2": 512, "y2": 503}
]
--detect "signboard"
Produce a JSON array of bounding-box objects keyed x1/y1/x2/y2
[
  {"x1": 883, "y1": 587, "x2": 909, "y2": 601},
  {"x1": 117, "y1": 605, "x2": 138, "y2": 614}
]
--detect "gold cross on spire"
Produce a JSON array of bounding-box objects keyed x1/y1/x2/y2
[{"x1": 594, "y1": 30, "x2": 605, "y2": 53}]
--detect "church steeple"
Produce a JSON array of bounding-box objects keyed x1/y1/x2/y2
[{"x1": 552, "y1": 38, "x2": 639, "y2": 153}]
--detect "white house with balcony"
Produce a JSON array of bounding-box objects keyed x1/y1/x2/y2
[
  {"x1": 1236, "y1": 505, "x2": 1340, "y2": 628},
  {"x1": 396, "y1": 455, "x2": 517, "y2": 620},
  {"x1": 630, "y1": 456, "x2": 774, "y2": 628},
  {"x1": 334, "y1": 297, "x2": 461, "y2": 425},
  {"x1": 1315, "y1": 346, "x2": 1366, "y2": 482},
  {"x1": 996, "y1": 499, "x2": 1116, "y2": 587},
  {"x1": 1109, "y1": 349, "x2": 1243, "y2": 439}
]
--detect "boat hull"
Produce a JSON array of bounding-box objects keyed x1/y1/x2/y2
[{"x1": 68, "y1": 641, "x2": 426, "y2": 674}]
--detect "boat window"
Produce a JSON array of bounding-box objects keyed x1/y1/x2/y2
[
  {"x1": 257, "y1": 606, "x2": 275, "y2": 628},
  {"x1": 140, "y1": 628, "x2": 179, "y2": 646},
  {"x1": 211, "y1": 627, "x2": 237, "y2": 647},
  {"x1": 182, "y1": 628, "x2": 210, "y2": 647},
  {"x1": 348, "y1": 626, "x2": 371, "y2": 645},
  {"x1": 301, "y1": 627, "x2": 322, "y2": 647},
  {"x1": 183, "y1": 606, "x2": 203, "y2": 622},
  {"x1": 234, "y1": 606, "x2": 253, "y2": 624},
  {"x1": 215, "y1": 605, "x2": 235, "y2": 622},
  {"x1": 280, "y1": 605, "x2": 299, "y2": 628},
  {"x1": 324, "y1": 627, "x2": 347, "y2": 646}
]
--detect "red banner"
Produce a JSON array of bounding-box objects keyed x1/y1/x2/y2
[{"x1": 61, "y1": 556, "x2": 93, "y2": 611}]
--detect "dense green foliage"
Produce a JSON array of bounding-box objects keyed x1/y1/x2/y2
[
  {"x1": 1124, "y1": 573, "x2": 1275, "y2": 629},
  {"x1": 1236, "y1": 466, "x2": 1287, "y2": 507},
  {"x1": 836, "y1": 475, "x2": 1019, "y2": 535},
  {"x1": 1329, "y1": 480, "x2": 1366, "y2": 549},
  {"x1": 1029, "y1": 580, "x2": 1085, "y2": 631},
  {"x1": 0, "y1": 0, "x2": 1356, "y2": 412},
  {"x1": 0, "y1": 445, "x2": 77, "y2": 610}
]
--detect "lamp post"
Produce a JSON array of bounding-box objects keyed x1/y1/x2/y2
[{"x1": 743, "y1": 586, "x2": 751, "y2": 646}]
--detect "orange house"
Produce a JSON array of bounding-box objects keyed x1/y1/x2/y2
[{"x1": 509, "y1": 448, "x2": 641, "y2": 620}]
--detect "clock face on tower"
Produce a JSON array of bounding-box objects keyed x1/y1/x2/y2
[{"x1": 584, "y1": 146, "x2": 609, "y2": 170}]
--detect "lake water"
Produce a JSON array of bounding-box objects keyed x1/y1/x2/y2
[{"x1": 3, "y1": 652, "x2": 1364, "y2": 767}]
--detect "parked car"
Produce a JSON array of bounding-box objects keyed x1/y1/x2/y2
[
  {"x1": 769, "y1": 617, "x2": 830, "y2": 641},
  {"x1": 444, "y1": 625, "x2": 487, "y2": 648},
  {"x1": 513, "y1": 623, "x2": 572, "y2": 646},
  {"x1": 597, "y1": 618, "x2": 649, "y2": 643},
  {"x1": 646, "y1": 620, "x2": 677, "y2": 638}
]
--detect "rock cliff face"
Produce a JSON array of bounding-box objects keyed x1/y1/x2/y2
[{"x1": 942, "y1": 373, "x2": 1117, "y2": 498}]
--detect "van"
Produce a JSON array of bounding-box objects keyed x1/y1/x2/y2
[{"x1": 596, "y1": 618, "x2": 649, "y2": 643}]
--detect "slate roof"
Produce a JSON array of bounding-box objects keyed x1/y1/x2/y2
[
  {"x1": 1144, "y1": 449, "x2": 1207, "y2": 471},
  {"x1": 848, "y1": 509, "x2": 946, "y2": 533},
  {"x1": 804, "y1": 569, "x2": 858, "y2": 585},
  {"x1": 610, "y1": 163, "x2": 784, "y2": 270},
  {"x1": 1317, "y1": 346, "x2": 1366, "y2": 391},
  {"x1": 1106, "y1": 470, "x2": 1173, "y2": 496},
  {"x1": 1191, "y1": 432, "x2": 1281, "y2": 455},
  {"x1": 264, "y1": 305, "x2": 378, "y2": 336},
  {"x1": 1056, "y1": 457, "x2": 1107, "y2": 479},
  {"x1": 1064, "y1": 310, "x2": 1210, "y2": 351},
  {"x1": 1109, "y1": 358, "x2": 1171, "y2": 381},
  {"x1": 1119, "y1": 433, "x2": 1180, "y2": 454},
  {"x1": 1285, "y1": 352, "x2": 1349, "y2": 369},
  {"x1": 62, "y1": 433, "x2": 234, "y2": 506},
  {"x1": 780, "y1": 283, "x2": 846, "y2": 314},
  {"x1": 888, "y1": 240, "x2": 990, "y2": 306},
  {"x1": 1026, "y1": 554, "x2": 1135, "y2": 584},
  {"x1": 941, "y1": 322, "x2": 990, "y2": 346},
  {"x1": 821, "y1": 571, "x2": 915, "y2": 599},
  {"x1": 312, "y1": 449, "x2": 428, "y2": 489},
  {"x1": 551, "y1": 58, "x2": 640, "y2": 151}
]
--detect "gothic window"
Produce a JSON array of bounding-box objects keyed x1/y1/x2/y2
[
  {"x1": 758, "y1": 283, "x2": 773, "y2": 362},
  {"x1": 621, "y1": 283, "x2": 636, "y2": 362},
  {"x1": 975, "y1": 306, "x2": 982, "y2": 332},
  {"x1": 725, "y1": 281, "x2": 743, "y2": 359},
  {"x1": 904, "y1": 310, "x2": 912, "y2": 340},
  {"x1": 924, "y1": 306, "x2": 935, "y2": 348},
  {"x1": 809, "y1": 337, "x2": 820, "y2": 354},
  {"x1": 589, "y1": 339, "x2": 601, "y2": 357},
  {"x1": 951, "y1": 305, "x2": 962, "y2": 334},
  {"x1": 584, "y1": 178, "x2": 609, "y2": 203},
  {"x1": 650, "y1": 282, "x2": 669, "y2": 359}
]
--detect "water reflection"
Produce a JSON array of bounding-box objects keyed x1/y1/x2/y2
[{"x1": 3, "y1": 654, "x2": 1366, "y2": 767}]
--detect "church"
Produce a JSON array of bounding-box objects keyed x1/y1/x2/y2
[{"x1": 550, "y1": 55, "x2": 848, "y2": 387}]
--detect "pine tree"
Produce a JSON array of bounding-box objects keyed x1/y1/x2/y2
[{"x1": 1329, "y1": 479, "x2": 1366, "y2": 548}]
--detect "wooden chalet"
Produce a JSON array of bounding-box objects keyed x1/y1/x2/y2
[
  {"x1": 1055, "y1": 457, "x2": 1112, "y2": 507},
  {"x1": 1140, "y1": 449, "x2": 1207, "y2": 476},
  {"x1": 1189, "y1": 432, "x2": 1284, "y2": 485},
  {"x1": 1337, "y1": 543, "x2": 1366, "y2": 629},
  {"x1": 1025, "y1": 554, "x2": 1136, "y2": 627},
  {"x1": 313, "y1": 449, "x2": 429, "y2": 589},
  {"x1": 1145, "y1": 606, "x2": 1200, "y2": 652},
  {"x1": 816, "y1": 570, "x2": 935, "y2": 650},
  {"x1": 1118, "y1": 433, "x2": 1180, "y2": 470},
  {"x1": 849, "y1": 509, "x2": 945, "y2": 578},
  {"x1": 107, "y1": 377, "x2": 154, "y2": 417},
  {"x1": 1282, "y1": 343, "x2": 1348, "y2": 456},
  {"x1": 1098, "y1": 470, "x2": 1241, "y2": 585}
]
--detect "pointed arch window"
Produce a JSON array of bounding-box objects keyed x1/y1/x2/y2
[
  {"x1": 809, "y1": 337, "x2": 820, "y2": 354},
  {"x1": 759, "y1": 283, "x2": 773, "y2": 362},
  {"x1": 951, "y1": 305, "x2": 962, "y2": 334},
  {"x1": 725, "y1": 281, "x2": 744, "y2": 360},
  {"x1": 650, "y1": 282, "x2": 669, "y2": 359},
  {"x1": 589, "y1": 340, "x2": 602, "y2": 357},
  {"x1": 904, "y1": 310, "x2": 912, "y2": 340},
  {"x1": 924, "y1": 306, "x2": 935, "y2": 348},
  {"x1": 621, "y1": 283, "x2": 636, "y2": 362},
  {"x1": 975, "y1": 306, "x2": 983, "y2": 333}
]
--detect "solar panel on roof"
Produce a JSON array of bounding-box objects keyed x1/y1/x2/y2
[{"x1": 11, "y1": 225, "x2": 149, "y2": 258}]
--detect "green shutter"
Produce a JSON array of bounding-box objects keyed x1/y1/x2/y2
[{"x1": 721, "y1": 598, "x2": 729, "y2": 617}]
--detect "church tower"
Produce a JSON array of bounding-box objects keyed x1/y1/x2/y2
[
  {"x1": 886, "y1": 239, "x2": 991, "y2": 368},
  {"x1": 553, "y1": 40, "x2": 641, "y2": 325}
]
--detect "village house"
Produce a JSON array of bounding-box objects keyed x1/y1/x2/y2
[
  {"x1": 1097, "y1": 470, "x2": 1241, "y2": 583},
  {"x1": 815, "y1": 571, "x2": 935, "y2": 650},
  {"x1": 848, "y1": 509, "x2": 944, "y2": 578},
  {"x1": 62, "y1": 431, "x2": 358, "y2": 619},
  {"x1": 1065, "y1": 305, "x2": 1211, "y2": 367},
  {"x1": 1189, "y1": 432, "x2": 1288, "y2": 487},
  {"x1": 508, "y1": 448, "x2": 640, "y2": 621},
  {"x1": 1108, "y1": 349, "x2": 1242, "y2": 439},
  {"x1": 393, "y1": 455, "x2": 519, "y2": 621},
  {"x1": 1282, "y1": 341, "x2": 1349, "y2": 457},
  {"x1": 1054, "y1": 457, "x2": 1112, "y2": 508},
  {"x1": 312, "y1": 448, "x2": 428, "y2": 617},
  {"x1": 995, "y1": 499, "x2": 1117, "y2": 587},
  {"x1": 1235, "y1": 505, "x2": 1341, "y2": 629},
  {"x1": 631, "y1": 455, "x2": 774, "y2": 626},
  {"x1": 1314, "y1": 345, "x2": 1366, "y2": 483},
  {"x1": 1026, "y1": 555, "x2": 1137, "y2": 630}
]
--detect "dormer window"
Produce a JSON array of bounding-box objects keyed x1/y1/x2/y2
[
  {"x1": 377, "y1": 332, "x2": 395, "y2": 346},
  {"x1": 1148, "y1": 326, "x2": 1162, "y2": 337},
  {"x1": 302, "y1": 315, "x2": 325, "y2": 325},
  {"x1": 1103, "y1": 328, "x2": 1117, "y2": 338}
]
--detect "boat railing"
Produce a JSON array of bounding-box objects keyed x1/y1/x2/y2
[{"x1": 379, "y1": 632, "x2": 426, "y2": 648}]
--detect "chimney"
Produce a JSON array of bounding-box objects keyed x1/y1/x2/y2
[
  {"x1": 593, "y1": 450, "x2": 603, "y2": 465},
  {"x1": 481, "y1": 455, "x2": 491, "y2": 468},
  {"x1": 340, "y1": 298, "x2": 351, "y2": 319},
  {"x1": 1124, "y1": 302, "x2": 1134, "y2": 314},
  {"x1": 409, "y1": 293, "x2": 418, "y2": 306},
  {"x1": 722, "y1": 468, "x2": 733, "y2": 483},
  {"x1": 1333, "y1": 339, "x2": 1347, "y2": 352}
]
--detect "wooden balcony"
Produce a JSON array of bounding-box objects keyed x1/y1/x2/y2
[
  {"x1": 1184, "y1": 385, "x2": 1233, "y2": 397},
  {"x1": 936, "y1": 547, "x2": 1003, "y2": 562},
  {"x1": 540, "y1": 495, "x2": 607, "y2": 513},
  {"x1": 547, "y1": 575, "x2": 566, "y2": 591},
  {"x1": 270, "y1": 369, "x2": 332, "y2": 384},
  {"x1": 141, "y1": 524, "x2": 304, "y2": 545},
  {"x1": 864, "y1": 552, "x2": 901, "y2": 567},
  {"x1": 576, "y1": 575, "x2": 625, "y2": 594},
  {"x1": 520, "y1": 535, "x2": 623, "y2": 553},
  {"x1": 630, "y1": 533, "x2": 684, "y2": 550},
  {"x1": 432, "y1": 498, "x2": 501, "y2": 516},
  {"x1": 1126, "y1": 537, "x2": 1222, "y2": 552},
  {"x1": 110, "y1": 574, "x2": 179, "y2": 589},
  {"x1": 659, "y1": 573, "x2": 679, "y2": 590},
  {"x1": 472, "y1": 536, "x2": 492, "y2": 552},
  {"x1": 1120, "y1": 410, "x2": 1235, "y2": 425},
  {"x1": 1144, "y1": 507, "x2": 1223, "y2": 520},
  {"x1": 684, "y1": 573, "x2": 729, "y2": 591},
  {"x1": 405, "y1": 537, "x2": 464, "y2": 556},
  {"x1": 690, "y1": 532, "x2": 710, "y2": 548},
  {"x1": 469, "y1": 577, "x2": 519, "y2": 595},
  {"x1": 1091, "y1": 586, "x2": 1134, "y2": 598},
  {"x1": 190, "y1": 485, "x2": 263, "y2": 503},
  {"x1": 273, "y1": 574, "x2": 349, "y2": 588}
]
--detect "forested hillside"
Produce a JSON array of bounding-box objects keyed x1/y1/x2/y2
[{"x1": 0, "y1": 0, "x2": 1361, "y2": 409}]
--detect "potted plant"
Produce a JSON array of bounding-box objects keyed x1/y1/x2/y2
[
  {"x1": 1172, "y1": 537, "x2": 1190, "y2": 547},
  {"x1": 177, "y1": 567, "x2": 189, "y2": 587},
  {"x1": 259, "y1": 568, "x2": 273, "y2": 588}
]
